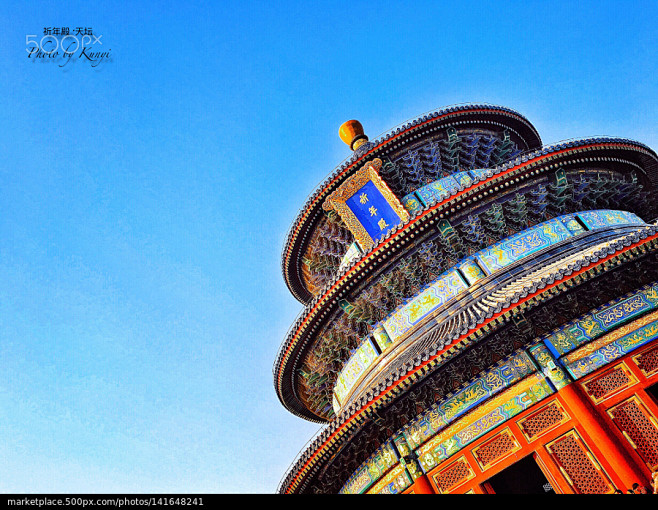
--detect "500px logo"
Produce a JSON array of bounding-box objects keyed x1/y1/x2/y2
[{"x1": 26, "y1": 27, "x2": 112, "y2": 68}]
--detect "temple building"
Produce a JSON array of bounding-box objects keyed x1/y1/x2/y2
[{"x1": 273, "y1": 104, "x2": 658, "y2": 494}]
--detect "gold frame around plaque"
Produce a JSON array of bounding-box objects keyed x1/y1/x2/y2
[{"x1": 323, "y1": 158, "x2": 410, "y2": 252}]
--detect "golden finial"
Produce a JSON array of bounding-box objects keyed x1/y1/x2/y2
[{"x1": 339, "y1": 120, "x2": 369, "y2": 151}]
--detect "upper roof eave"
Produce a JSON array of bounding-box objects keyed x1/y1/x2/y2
[{"x1": 281, "y1": 103, "x2": 544, "y2": 304}]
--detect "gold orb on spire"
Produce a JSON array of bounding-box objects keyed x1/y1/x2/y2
[{"x1": 339, "y1": 120, "x2": 369, "y2": 151}]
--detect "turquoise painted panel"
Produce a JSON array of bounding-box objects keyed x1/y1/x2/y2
[
  {"x1": 543, "y1": 282, "x2": 658, "y2": 356},
  {"x1": 559, "y1": 213, "x2": 587, "y2": 236},
  {"x1": 416, "y1": 175, "x2": 460, "y2": 206},
  {"x1": 593, "y1": 291, "x2": 654, "y2": 328},
  {"x1": 401, "y1": 170, "x2": 477, "y2": 212},
  {"x1": 565, "y1": 319, "x2": 658, "y2": 379},
  {"x1": 382, "y1": 269, "x2": 468, "y2": 341},
  {"x1": 334, "y1": 337, "x2": 380, "y2": 407},
  {"x1": 578, "y1": 209, "x2": 644, "y2": 230},
  {"x1": 468, "y1": 167, "x2": 491, "y2": 180},
  {"x1": 401, "y1": 193, "x2": 422, "y2": 214},
  {"x1": 453, "y1": 171, "x2": 475, "y2": 188},
  {"x1": 416, "y1": 377, "x2": 554, "y2": 472},
  {"x1": 372, "y1": 325, "x2": 392, "y2": 352},
  {"x1": 475, "y1": 216, "x2": 573, "y2": 273},
  {"x1": 528, "y1": 342, "x2": 570, "y2": 390},
  {"x1": 339, "y1": 440, "x2": 399, "y2": 494},
  {"x1": 402, "y1": 350, "x2": 537, "y2": 449},
  {"x1": 457, "y1": 257, "x2": 487, "y2": 285}
]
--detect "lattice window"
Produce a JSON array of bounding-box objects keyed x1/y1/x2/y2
[
  {"x1": 633, "y1": 345, "x2": 658, "y2": 377},
  {"x1": 546, "y1": 430, "x2": 614, "y2": 494},
  {"x1": 607, "y1": 396, "x2": 658, "y2": 471},
  {"x1": 472, "y1": 428, "x2": 520, "y2": 471},
  {"x1": 517, "y1": 401, "x2": 568, "y2": 441},
  {"x1": 432, "y1": 456, "x2": 475, "y2": 493},
  {"x1": 582, "y1": 364, "x2": 637, "y2": 404}
]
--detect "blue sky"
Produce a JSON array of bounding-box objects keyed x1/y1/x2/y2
[{"x1": 0, "y1": 0, "x2": 656, "y2": 494}]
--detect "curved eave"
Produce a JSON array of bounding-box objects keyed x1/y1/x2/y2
[
  {"x1": 337, "y1": 224, "x2": 648, "y2": 412},
  {"x1": 278, "y1": 226, "x2": 658, "y2": 494},
  {"x1": 281, "y1": 104, "x2": 543, "y2": 305},
  {"x1": 273, "y1": 137, "x2": 658, "y2": 423}
]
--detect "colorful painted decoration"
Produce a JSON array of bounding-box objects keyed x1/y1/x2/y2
[
  {"x1": 339, "y1": 440, "x2": 399, "y2": 494},
  {"x1": 528, "y1": 342, "x2": 570, "y2": 390},
  {"x1": 382, "y1": 268, "x2": 468, "y2": 340},
  {"x1": 475, "y1": 216, "x2": 573, "y2": 273},
  {"x1": 402, "y1": 350, "x2": 537, "y2": 449},
  {"x1": 372, "y1": 324, "x2": 392, "y2": 352},
  {"x1": 415, "y1": 172, "x2": 470, "y2": 206},
  {"x1": 333, "y1": 337, "x2": 380, "y2": 410},
  {"x1": 457, "y1": 257, "x2": 487, "y2": 285},
  {"x1": 415, "y1": 374, "x2": 553, "y2": 472},
  {"x1": 401, "y1": 193, "x2": 422, "y2": 215},
  {"x1": 563, "y1": 313, "x2": 658, "y2": 379},
  {"x1": 560, "y1": 213, "x2": 587, "y2": 236},
  {"x1": 542, "y1": 282, "x2": 658, "y2": 357},
  {"x1": 578, "y1": 209, "x2": 644, "y2": 230},
  {"x1": 381, "y1": 210, "x2": 647, "y2": 343},
  {"x1": 402, "y1": 169, "x2": 490, "y2": 214},
  {"x1": 366, "y1": 464, "x2": 412, "y2": 494},
  {"x1": 335, "y1": 283, "x2": 658, "y2": 495}
]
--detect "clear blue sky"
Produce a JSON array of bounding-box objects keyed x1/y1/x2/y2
[{"x1": 0, "y1": 0, "x2": 656, "y2": 494}]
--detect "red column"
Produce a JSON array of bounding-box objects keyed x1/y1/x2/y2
[
  {"x1": 557, "y1": 382, "x2": 648, "y2": 491},
  {"x1": 409, "y1": 474, "x2": 436, "y2": 494}
]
